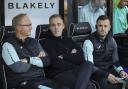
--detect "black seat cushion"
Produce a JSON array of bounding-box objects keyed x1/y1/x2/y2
[
  {"x1": 35, "y1": 24, "x2": 50, "y2": 40},
  {"x1": 69, "y1": 22, "x2": 92, "y2": 47}
]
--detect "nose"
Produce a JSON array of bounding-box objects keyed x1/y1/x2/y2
[
  {"x1": 55, "y1": 24, "x2": 59, "y2": 29},
  {"x1": 101, "y1": 26, "x2": 105, "y2": 31}
]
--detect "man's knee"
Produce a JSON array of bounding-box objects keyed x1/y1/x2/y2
[{"x1": 81, "y1": 61, "x2": 93, "y2": 70}]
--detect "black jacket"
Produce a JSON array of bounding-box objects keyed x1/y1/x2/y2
[
  {"x1": 87, "y1": 32, "x2": 121, "y2": 78},
  {"x1": 40, "y1": 34, "x2": 85, "y2": 77}
]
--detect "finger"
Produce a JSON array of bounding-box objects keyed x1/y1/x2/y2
[{"x1": 121, "y1": 73, "x2": 128, "y2": 78}]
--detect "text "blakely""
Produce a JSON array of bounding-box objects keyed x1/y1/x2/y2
[{"x1": 8, "y1": 2, "x2": 55, "y2": 9}]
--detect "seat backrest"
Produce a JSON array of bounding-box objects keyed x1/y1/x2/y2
[
  {"x1": 0, "y1": 26, "x2": 15, "y2": 44},
  {"x1": 0, "y1": 26, "x2": 15, "y2": 89},
  {"x1": 69, "y1": 22, "x2": 92, "y2": 47},
  {"x1": 0, "y1": 43, "x2": 7, "y2": 89},
  {"x1": 0, "y1": 62, "x2": 7, "y2": 89},
  {"x1": 35, "y1": 24, "x2": 49, "y2": 40},
  {"x1": 0, "y1": 26, "x2": 4, "y2": 44}
]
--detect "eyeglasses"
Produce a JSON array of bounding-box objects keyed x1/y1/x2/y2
[{"x1": 19, "y1": 24, "x2": 32, "y2": 27}]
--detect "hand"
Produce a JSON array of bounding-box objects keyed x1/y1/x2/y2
[
  {"x1": 37, "y1": 51, "x2": 46, "y2": 58},
  {"x1": 120, "y1": 70, "x2": 128, "y2": 78},
  {"x1": 107, "y1": 73, "x2": 119, "y2": 84},
  {"x1": 21, "y1": 58, "x2": 28, "y2": 63},
  {"x1": 58, "y1": 55, "x2": 63, "y2": 59},
  {"x1": 71, "y1": 49, "x2": 77, "y2": 54}
]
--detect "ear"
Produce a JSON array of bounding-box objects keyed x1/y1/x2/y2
[{"x1": 63, "y1": 23, "x2": 65, "y2": 29}]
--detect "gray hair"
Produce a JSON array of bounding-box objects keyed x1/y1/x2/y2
[{"x1": 12, "y1": 13, "x2": 27, "y2": 29}]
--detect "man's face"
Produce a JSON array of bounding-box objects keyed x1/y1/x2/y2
[
  {"x1": 96, "y1": 19, "x2": 111, "y2": 38},
  {"x1": 49, "y1": 17, "x2": 64, "y2": 37},
  {"x1": 16, "y1": 16, "x2": 32, "y2": 37},
  {"x1": 119, "y1": 0, "x2": 128, "y2": 7}
]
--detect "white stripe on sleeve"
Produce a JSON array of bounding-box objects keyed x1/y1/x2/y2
[{"x1": 83, "y1": 40, "x2": 94, "y2": 63}]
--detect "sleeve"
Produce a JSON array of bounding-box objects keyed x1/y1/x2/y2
[
  {"x1": 39, "y1": 52, "x2": 50, "y2": 67},
  {"x1": 2, "y1": 42, "x2": 31, "y2": 73},
  {"x1": 112, "y1": 38, "x2": 123, "y2": 74},
  {"x1": 29, "y1": 53, "x2": 50, "y2": 67},
  {"x1": 40, "y1": 40, "x2": 75, "y2": 69},
  {"x1": 83, "y1": 40, "x2": 109, "y2": 78},
  {"x1": 29, "y1": 57, "x2": 43, "y2": 67},
  {"x1": 29, "y1": 42, "x2": 50, "y2": 67},
  {"x1": 83, "y1": 40, "x2": 94, "y2": 63},
  {"x1": 48, "y1": 50, "x2": 76, "y2": 69},
  {"x1": 62, "y1": 39, "x2": 85, "y2": 64}
]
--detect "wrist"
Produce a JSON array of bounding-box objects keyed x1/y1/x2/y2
[
  {"x1": 119, "y1": 70, "x2": 123, "y2": 75},
  {"x1": 26, "y1": 57, "x2": 30, "y2": 63}
]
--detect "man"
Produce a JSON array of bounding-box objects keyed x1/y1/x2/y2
[
  {"x1": 83, "y1": 15, "x2": 128, "y2": 89},
  {"x1": 113, "y1": 0, "x2": 128, "y2": 34},
  {"x1": 40, "y1": 14, "x2": 93, "y2": 89},
  {"x1": 79, "y1": 0, "x2": 105, "y2": 32},
  {"x1": 2, "y1": 13, "x2": 68, "y2": 89}
]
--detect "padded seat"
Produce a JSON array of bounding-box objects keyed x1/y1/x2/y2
[
  {"x1": 0, "y1": 26, "x2": 15, "y2": 44},
  {"x1": 0, "y1": 26, "x2": 14, "y2": 89},
  {"x1": 35, "y1": 24, "x2": 49, "y2": 40},
  {"x1": 69, "y1": 22, "x2": 92, "y2": 47}
]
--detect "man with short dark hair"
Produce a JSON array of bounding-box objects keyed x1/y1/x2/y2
[{"x1": 83, "y1": 15, "x2": 128, "y2": 89}]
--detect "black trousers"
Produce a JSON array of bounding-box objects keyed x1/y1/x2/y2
[
  {"x1": 92, "y1": 67, "x2": 122, "y2": 89},
  {"x1": 54, "y1": 62, "x2": 93, "y2": 89},
  {"x1": 9, "y1": 78, "x2": 69, "y2": 89}
]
